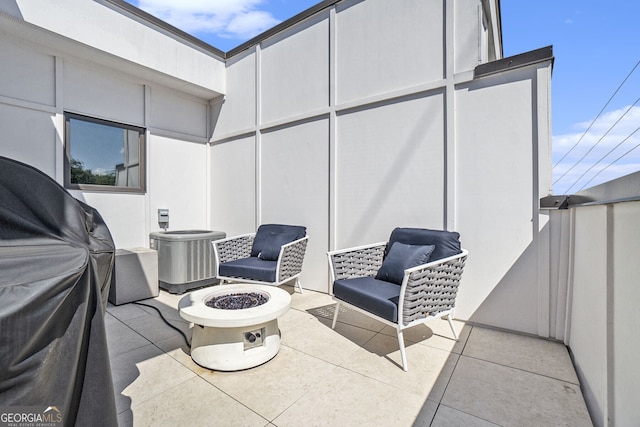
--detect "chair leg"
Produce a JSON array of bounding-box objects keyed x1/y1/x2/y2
[
  {"x1": 295, "y1": 278, "x2": 303, "y2": 294},
  {"x1": 397, "y1": 329, "x2": 408, "y2": 372},
  {"x1": 447, "y1": 314, "x2": 459, "y2": 341},
  {"x1": 331, "y1": 301, "x2": 340, "y2": 329}
]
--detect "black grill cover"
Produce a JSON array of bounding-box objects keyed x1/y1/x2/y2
[{"x1": 0, "y1": 156, "x2": 117, "y2": 427}]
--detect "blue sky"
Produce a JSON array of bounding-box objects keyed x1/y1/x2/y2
[{"x1": 125, "y1": 0, "x2": 639, "y2": 195}]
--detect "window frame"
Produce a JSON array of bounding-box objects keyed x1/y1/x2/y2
[{"x1": 64, "y1": 112, "x2": 146, "y2": 194}]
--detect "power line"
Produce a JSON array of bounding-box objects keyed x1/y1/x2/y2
[
  {"x1": 553, "y1": 59, "x2": 640, "y2": 169},
  {"x1": 576, "y1": 127, "x2": 640, "y2": 192},
  {"x1": 554, "y1": 96, "x2": 640, "y2": 187},
  {"x1": 566, "y1": 123, "x2": 640, "y2": 193}
]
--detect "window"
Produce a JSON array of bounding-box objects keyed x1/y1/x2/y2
[{"x1": 64, "y1": 113, "x2": 146, "y2": 193}]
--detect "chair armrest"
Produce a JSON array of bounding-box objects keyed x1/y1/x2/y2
[
  {"x1": 213, "y1": 233, "x2": 255, "y2": 264},
  {"x1": 399, "y1": 249, "x2": 468, "y2": 326},
  {"x1": 276, "y1": 236, "x2": 308, "y2": 282},
  {"x1": 327, "y1": 242, "x2": 387, "y2": 282}
]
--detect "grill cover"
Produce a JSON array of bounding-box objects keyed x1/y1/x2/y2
[{"x1": 0, "y1": 156, "x2": 117, "y2": 427}]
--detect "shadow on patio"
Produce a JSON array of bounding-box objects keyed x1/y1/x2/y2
[{"x1": 106, "y1": 284, "x2": 591, "y2": 426}]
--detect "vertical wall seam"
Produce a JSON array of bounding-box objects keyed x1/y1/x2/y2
[
  {"x1": 563, "y1": 207, "x2": 576, "y2": 345},
  {"x1": 328, "y1": 6, "x2": 337, "y2": 252},
  {"x1": 54, "y1": 57, "x2": 64, "y2": 184},
  {"x1": 255, "y1": 45, "x2": 262, "y2": 228},
  {"x1": 606, "y1": 204, "x2": 615, "y2": 426},
  {"x1": 143, "y1": 85, "x2": 151, "y2": 240},
  {"x1": 444, "y1": 0, "x2": 455, "y2": 230}
]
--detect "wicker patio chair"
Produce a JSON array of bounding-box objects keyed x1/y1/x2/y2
[
  {"x1": 327, "y1": 227, "x2": 467, "y2": 371},
  {"x1": 214, "y1": 224, "x2": 308, "y2": 293}
]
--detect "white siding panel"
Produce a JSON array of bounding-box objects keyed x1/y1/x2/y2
[
  {"x1": 569, "y1": 205, "x2": 608, "y2": 425},
  {"x1": 210, "y1": 136, "x2": 256, "y2": 236},
  {"x1": 612, "y1": 201, "x2": 640, "y2": 426},
  {"x1": 261, "y1": 14, "x2": 329, "y2": 124},
  {"x1": 261, "y1": 119, "x2": 329, "y2": 292},
  {"x1": 336, "y1": 0, "x2": 443, "y2": 104},
  {"x1": 0, "y1": 38, "x2": 55, "y2": 106},
  {"x1": 455, "y1": 69, "x2": 537, "y2": 330},
  {"x1": 148, "y1": 135, "x2": 208, "y2": 232},
  {"x1": 78, "y1": 192, "x2": 147, "y2": 248},
  {"x1": 0, "y1": 104, "x2": 56, "y2": 177},
  {"x1": 335, "y1": 93, "x2": 445, "y2": 248},
  {"x1": 149, "y1": 87, "x2": 207, "y2": 138},
  {"x1": 213, "y1": 51, "x2": 256, "y2": 138},
  {"x1": 63, "y1": 61, "x2": 144, "y2": 125}
]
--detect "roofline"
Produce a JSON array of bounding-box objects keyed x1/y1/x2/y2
[
  {"x1": 226, "y1": 0, "x2": 339, "y2": 58},
  {"x1": 495, "y1": 0, "x2": 503, "y2": 58},
  {"x1": 103, "y1": 0, "x2": 509, "y2": 64},
  {"x1": 474, "y1": 45, "x2": 554, "y2": 79},
  {"x1": 102, "y1": 0, "x2": 225, "y2": 59}
]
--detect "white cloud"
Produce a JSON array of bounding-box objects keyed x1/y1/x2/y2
[
  {"x1": 92, "y1": 168, "x2": 113, "y2": 176},
  {"x1": 553, "y1": 105, "x2": 640, "y2": 193},
  {"x1": 137, "y1": 0, "x2": 280, "y2": 40}
]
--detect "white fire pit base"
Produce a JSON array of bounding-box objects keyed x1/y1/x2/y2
[{"x1": 178, "y1": 284, "x2": 291, "y2": 371}]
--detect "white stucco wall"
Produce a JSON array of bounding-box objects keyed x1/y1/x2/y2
[
  {"x1": 0, "y1": 27, "x2": 213, "y2": 249},
  {"x1": 1, "y1": 0, "x2": 225, "y2": 96},
  {"x1": 209, "y1": 0, "x2": 555, "y2": 327},
  {"x1": 454, "y1": 66, "x2": 548, "y2": 332},
  {"x1": 554, "y1": 199, "x2": 640, "y2": 426},
  {"x1": 2, "y1": 0, "x2": 560, "y2": 343}
]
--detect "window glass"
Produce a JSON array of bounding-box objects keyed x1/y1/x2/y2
[{"x1": 65, "y1": 113, "x2": 145, "y2": 192}]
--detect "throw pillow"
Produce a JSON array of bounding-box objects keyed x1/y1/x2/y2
[
  {"x1": 258, "y1": 232, "x2": 300, "y2": 261},
  {"x1": 375, "y1": 242, "x2": 435, "y2": 285}
]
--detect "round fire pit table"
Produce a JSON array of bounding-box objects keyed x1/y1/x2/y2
[{"x1": 179, "y1": 284, "x2": 291, "y2": 371}]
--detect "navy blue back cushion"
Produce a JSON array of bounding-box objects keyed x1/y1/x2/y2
[
  {"x1": 386, "y1": 228, "x2": 461, "y2": 261},
  {"x1": 375, "y1": 242, "x2": 435, "y2": 285},
  {"x1": 258, "y1": 231, "x2": 300, "y2": 261},
  {"x1": 250, "y1": 224, "x2": 306, "y2": 257}
]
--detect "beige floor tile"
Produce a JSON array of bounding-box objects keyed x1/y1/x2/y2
[
  {"x1": 441, "y1": 356, "x2": 592, "y2": 426},
  {"x1": 200, "y1": 345, "x2": 339, "y2": 421},
  {"x1": 153, "y1": 333, "x2": 211, "y2": 376},
  {"x1": 411, "y1": 399, "x2": 439, "y2": 427},
  {"x1": 105, "y1": 313, "x2": 152, "y2": 357},
  {"x1": 133, "y1": 298, "x2": 184, "y2": 323},
  {"x1": 379, "y1": 319, "x2": 471, "y2": 354},
  {"x1": 107, "y1": 302, "x2": 150, "y2": 322},
  {"x1": 288, "y1": 287, "x2": 336, "y2": 312},
  {"x1": 463, "y1": 327, "x2": 579, "y2": 383},
  {"x1": 277, "y1": 307, "x2": 319, "y2": 336},
  {"x1": 273, "y1": 366, "x2": 426, "y2": 426},
  {"x1": 281, "y1": 315, "x2": 376, "y2": 365},
  {"x1": 153, "y1": 289, "x2": 186, "y2": 308},
  {"x1": 429, "y1": 405, "x2": 500, "y2": 427},
  {"x1": 125, "y1": 308, "x2": 191, "y2": 344},
  {"x1": 110, "y1": 344, "x2": 196, "y2": 414},
  {"x1": 308, "y1": 302, "x2": 388, "y2": 332},
  {"x1": 340, "y1": 333, "x2": 459, "y2": 399},
  {"x1": 128, "y1": 376, "x2": 268, "y2": 427}
]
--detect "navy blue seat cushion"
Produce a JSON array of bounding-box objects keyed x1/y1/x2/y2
[
  {"x1": 333, "y1": 277, "x2": 401, "y2": 323},
  {"x1": 375, "y1": 242, "x2": 435, "y2": 285},
  {"x1": 250, "y1": 224, "x2": 306, "y2": 258},
  {"x1": 386, "y1": 228, "x2": 461, "y2": 262},
  {"x1": 258, "y1": 231, "x2": 301, "y2": 261},
  {"x1": 219, "y1": 257, "x2": 278, "y2": 283}
]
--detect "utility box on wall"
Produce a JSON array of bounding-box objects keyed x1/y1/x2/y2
[
  {"x1": 109, "y1": 247, "x2": 159, "y2": 305},
  {"x1": 149, "y1": 230, "x2": 226, "y2": 294}
]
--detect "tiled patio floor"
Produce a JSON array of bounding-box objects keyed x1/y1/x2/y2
[{"x1": 106, "y1": 285, "x2": 593, "y2": 426}]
